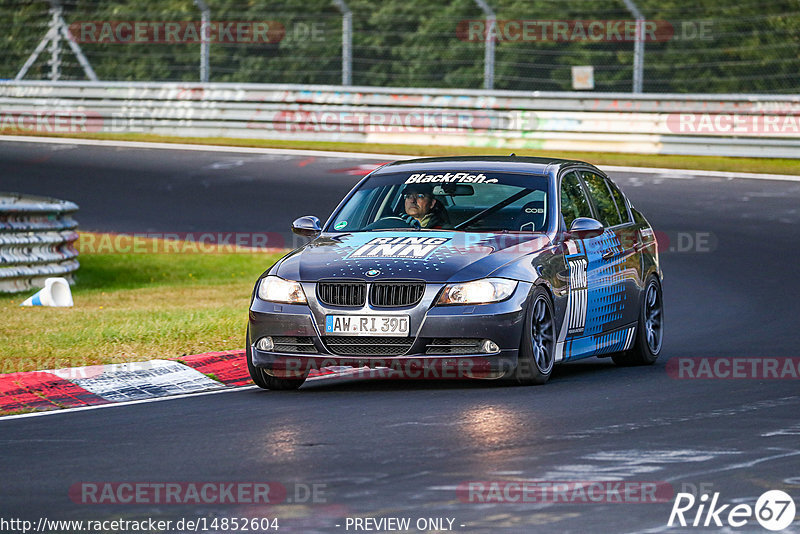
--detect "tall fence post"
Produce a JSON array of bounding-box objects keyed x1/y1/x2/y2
[
  {"x1": 16, "y1": 0, "x2": 97, "y2": 81},
  {"x1": 621, "y1": 0, "x2": 644, "y2": 93},
  {"x1": 332, "y1": 0, "x2": 352, "y2": 85},
  {"x1": 195, "y1": 0, "x2": 211, "y2": 82},
  {"x1": 48, "y1": 1, "x2": 62, "y2": 81},
  {"x1": 473, "y1": 0, "x2": 495, "y2": 90}
]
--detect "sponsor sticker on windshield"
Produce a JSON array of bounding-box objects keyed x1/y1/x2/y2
[
  {"x1": 347, "y1": 236, "x2": 451, "y2": 260},
  {"x1": 405, "y1": 172, "x2": 498, "y2": 184}
]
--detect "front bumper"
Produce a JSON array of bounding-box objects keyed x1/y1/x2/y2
[{"x1": 248, "y1": 281, "x2": 532, "y2": 379}]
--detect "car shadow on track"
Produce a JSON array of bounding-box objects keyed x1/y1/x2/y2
[{"x1": 250, "y1": 358, "x2": 660, "y2": 393}]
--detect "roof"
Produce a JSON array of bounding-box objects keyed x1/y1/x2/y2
[{"x1": 374, "y1": 155, "x2": 596, "y2": 176}]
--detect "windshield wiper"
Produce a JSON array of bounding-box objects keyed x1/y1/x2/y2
[{"x1": 454, "y1": 189, "x2": 534, "y2": 231}]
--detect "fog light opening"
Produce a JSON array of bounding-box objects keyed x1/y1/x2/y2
[
  {"x1": 256, "y1": 336, "x2": 274, "y2": 351},
  {"x1": 480, "y1": 339, "x2": 500, "y2": 354}
]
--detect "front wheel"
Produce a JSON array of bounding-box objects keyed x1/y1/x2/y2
[
  {"x1": 507, "y1": 286, "x2": 556, "y2": 385},
  {"x1": 246, "y1": 327, "x2": 308, "y2": 390},
  {"x1": 612, "y1": 275, "x2": 663, "y2": 366}
]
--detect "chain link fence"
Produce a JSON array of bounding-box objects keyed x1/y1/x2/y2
[{"x1": 1, "y1": 0, "x2": 799, "y2": 93}]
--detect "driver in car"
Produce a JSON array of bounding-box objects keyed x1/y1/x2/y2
[{"x1": 402, "y1": 184, "x2": 451, "y2": 229}]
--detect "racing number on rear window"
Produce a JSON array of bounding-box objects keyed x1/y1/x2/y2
[
  {"x1": 560, "y1": 172, "x2": 592, "y2": 228},
  {"x1": 582, "y1": 172, "x2": 622, "y2": 227}
]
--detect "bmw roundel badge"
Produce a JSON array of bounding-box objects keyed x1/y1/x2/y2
[{"x1": 365, "y1": 269, "x2": 380, "y2": 277}]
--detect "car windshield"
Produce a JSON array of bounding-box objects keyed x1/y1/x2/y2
[{"x1": 328, "y1": 171, "x2": 550, "y2": 233}]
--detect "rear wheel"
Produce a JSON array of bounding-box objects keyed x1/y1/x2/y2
[
  {"x1": 246, "y1": 327, "x2": 308, "y2": 390},
  {"x1": 612, "y1": 275, "x2": 663, "y2": 366},
  {"x1": 508, "y1": 287, "x2": 555, "y2": 385}
]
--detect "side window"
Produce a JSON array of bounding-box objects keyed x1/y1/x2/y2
[
  {"x1": 606, "y1": 178, "x2": 632, "y2": 224},
  {"x1": 582, "y1": 171, "x2": 622, "y2": 227},
  {"x1": 560, "y1": 171, "x2": 592, "y2": 228}
]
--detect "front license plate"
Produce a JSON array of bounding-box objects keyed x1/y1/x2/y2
[{"x1": 325, "y1": 315, "x2": 410, "y2": 336}]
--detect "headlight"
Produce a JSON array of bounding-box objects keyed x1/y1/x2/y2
[
  {"x1": 437, "y1": 278, "x2": 517, "y2": 306},
  {"x1": 257, "y1": 276, "x2": 307, "y2": 304}
]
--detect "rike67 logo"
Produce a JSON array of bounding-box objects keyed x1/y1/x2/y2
[{"x1": 668, "y1": 490, "x2": 796, "y2": 531}]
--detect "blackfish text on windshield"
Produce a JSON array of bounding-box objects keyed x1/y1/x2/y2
[{"x1": 405, "y1": 173, "x2": 499, "y2": 184}]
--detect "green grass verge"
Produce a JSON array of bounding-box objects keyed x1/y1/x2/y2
[
  {"x1": 0, "y1": 407, "x2": 40, "y2": 417},
  {"x1": 3, "y1": 130, "x2": 799, "y2": 176},
  {"x1": 0, "y1": 235, "x2": 285, "y2": 374}
]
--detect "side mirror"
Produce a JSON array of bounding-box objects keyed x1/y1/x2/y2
[
  {"x1": 291, "y1": 216, "x2": 322, "y2": 237},
  {"x1": 568, "y1": 217, "x2": 604, "y2": 240}
]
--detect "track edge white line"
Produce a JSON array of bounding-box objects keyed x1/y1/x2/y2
[
  {"x1": 1, "y1": 135, "x2": 798, "y2": 181},
  {"x1": 0, "y1": 385, "x2": 257, "y2": 422}
]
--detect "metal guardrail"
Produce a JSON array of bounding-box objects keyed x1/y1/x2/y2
[
  {"x1": 0, "y1": 192, "x2": 79, "y2": 293},
  {"x1": 0, "y1": 81, "x2": 799, "y2": 158}
]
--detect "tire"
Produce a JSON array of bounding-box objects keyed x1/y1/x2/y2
[
  {"x1": 612, "y1": 275, "x2": 664, "y2": 366},
  {"x1": 507, "y1": 286, "x2": 556, "y2": 385},
  {"x1": 246, "y1": 327, "x2": 308, "y2": 390}
]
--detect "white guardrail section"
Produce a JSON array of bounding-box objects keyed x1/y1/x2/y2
[
  {"x1": 0, "y1": 193, "x2": 79, "y2": 293},
  {"x1": 1, "y1": 81, "x2": 799, "y2": 158}
]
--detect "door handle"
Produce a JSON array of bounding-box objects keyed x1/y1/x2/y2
[{"x1": 602, "y1": 249, "x2": 616, "y2": 260}]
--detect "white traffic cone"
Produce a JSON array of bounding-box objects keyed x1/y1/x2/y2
[{"x1": 20, "y1": 277, "x2": 74, "y2": 307}]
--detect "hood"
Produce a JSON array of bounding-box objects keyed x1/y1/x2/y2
[{"x1": 273, "y1": 231, "x2": 550, "y2": 283}]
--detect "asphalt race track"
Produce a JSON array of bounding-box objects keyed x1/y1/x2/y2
[{"x1": 1, "y1": 139, "x2": 799, "y2": 533}]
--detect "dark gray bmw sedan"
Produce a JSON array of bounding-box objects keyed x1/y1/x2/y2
[{"x1": 247, "y1": 156, "x2": 662, "y2": 389}]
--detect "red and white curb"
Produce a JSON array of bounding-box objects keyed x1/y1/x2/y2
[{"x1": 0, "y1": 351, "x2": 361, "y2": 415}]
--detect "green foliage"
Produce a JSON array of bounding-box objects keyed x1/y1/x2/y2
[
  {"x1": 0, "y1": 241, "x2": 285, "y2": 371},
  {"x1": 1, "y1": 0, "x2": 797, "y2": 92}
]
